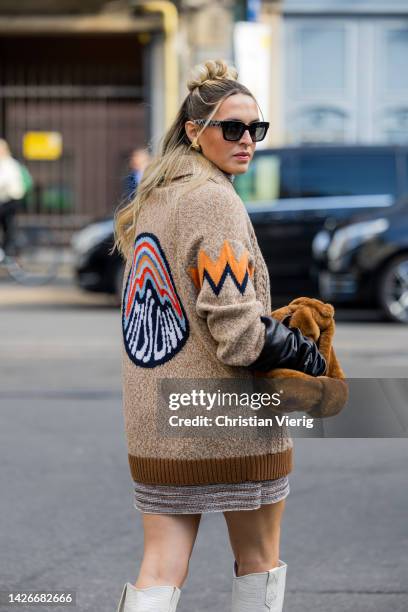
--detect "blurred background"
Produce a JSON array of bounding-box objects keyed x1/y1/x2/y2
[
  {"x1": 1, "y1": 0, "x2": 408, "y2": 321},
  {"x1": 1, "y1": 2, "x2": 407, "y2": 612}
]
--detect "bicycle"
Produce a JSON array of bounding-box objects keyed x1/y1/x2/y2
[{"x1": 0, "y1": 199, "x2": 62, "y2": 286}]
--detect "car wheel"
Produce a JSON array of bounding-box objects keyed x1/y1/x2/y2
[
  {"x1": 377, "y1": 254, "x2": 408, "y2": 323},
  {"x1": 114, "y1": 261, "x2": 125, "y2": 306}
]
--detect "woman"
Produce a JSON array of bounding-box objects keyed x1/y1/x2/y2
[
  {"x1": 0, "y1": 139, "x2": 27, "y2": 255},
  {"x1": 113, "y1": 59, "x2": 326, "y2": 612}
]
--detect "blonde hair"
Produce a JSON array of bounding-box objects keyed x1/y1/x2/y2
[{"x1": 112, "y1": 59, "x2": 260, "y2": 260}]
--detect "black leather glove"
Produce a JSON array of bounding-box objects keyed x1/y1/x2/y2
[{"x1": 248, "y1": 315, "x2": 327, "y2": 376}]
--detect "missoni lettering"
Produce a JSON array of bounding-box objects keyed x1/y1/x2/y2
[{"x1": 122, "y1": 232, "x2": 189, "y2": 368}]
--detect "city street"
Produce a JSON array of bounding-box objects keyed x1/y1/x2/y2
[
  {"x1": 1, "y1": 280, "x2": 407, "y2": 612},
  {"x1": 2, "y1": 2, "x2": 408, "y2": 611}
]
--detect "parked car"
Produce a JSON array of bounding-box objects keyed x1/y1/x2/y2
[
  {"x1": 71, "y1": 217, "x2": 124, "y2": 302},
  {"x1": 312, "y1": 206, "x2": 408, "y2": 323},
  {"x1": 71, "y1": 144, "x2": 408, "y2": 306},
  {"x1": 235, "y1": 144, "x2": 407, "y2": 303}
]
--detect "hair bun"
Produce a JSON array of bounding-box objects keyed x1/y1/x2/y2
[{"x1": 187, "y1": 59, "x2": 238, "y2": 92}]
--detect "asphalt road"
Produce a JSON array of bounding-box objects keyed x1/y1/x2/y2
[{"x1": 0, "y1": 283, "x2": 407, "y2": 612}]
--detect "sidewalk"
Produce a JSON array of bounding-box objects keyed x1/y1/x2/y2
[
  {"x1": 0, "y1": 258, "x2": 117, "y2": 308},
  {"x1": 0, "y1": 282, "x2": 117, "y2": 308},
  {"x1": 0, "y1": 248, "x2": 121, "y2": 309}
]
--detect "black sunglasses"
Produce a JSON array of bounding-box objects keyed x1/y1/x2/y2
[{"x1": 192, "y1": 119, "x2": 269, "y2": 142}]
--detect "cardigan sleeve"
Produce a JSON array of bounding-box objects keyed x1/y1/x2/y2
[{"x1": 176, "y1": 182, "x2": 267, "y2": 367}]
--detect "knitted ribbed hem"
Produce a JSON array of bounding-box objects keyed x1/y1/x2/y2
[{"x1": 128, "y1": 447, "x2": 293, "y2": 485}]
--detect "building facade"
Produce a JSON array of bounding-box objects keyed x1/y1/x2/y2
[
  {"x1": 2, "y1": 0, "x2": 406, "y2": 239},
  {"x1": 283, "y1": 0, "x2": 408, "y2": 144},
  {"x1": 0, "y1": 0, "x2": 161, "y2": 240}
]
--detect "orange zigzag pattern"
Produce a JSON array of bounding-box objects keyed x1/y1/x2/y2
[{"x1": 188, "y1": 239, "x2": 254, "y2": 291}]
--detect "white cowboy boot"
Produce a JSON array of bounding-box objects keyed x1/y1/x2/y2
[
  {"x1": 116, "y1": 582, "x2": 181, "y2": 612},
  {"x1": 231, "y1": 559, "x2": 287, "y2": 612}
]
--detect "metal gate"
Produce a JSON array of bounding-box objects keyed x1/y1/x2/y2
[{"x1": 0, "y1": 34, "x2": 147, "y2": 244}]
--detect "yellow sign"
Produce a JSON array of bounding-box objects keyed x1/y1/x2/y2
[{"x1": 23, "y1": 132, "x2": 63, "y2": 160}]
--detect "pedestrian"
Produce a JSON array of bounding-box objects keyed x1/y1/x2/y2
[
  {"x1": 123, "y1": 147, "x2": 151, "y2": 202},
  {"x1": 0, "y1": 139, "x2": 26, "y2": 255},
  {"x1": 113, "y1": 58, "x2": 326, "y2": 612}
]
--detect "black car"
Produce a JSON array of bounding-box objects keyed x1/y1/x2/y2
[
  {"x1": 235, "y1": 144, "x2": 407, "y2": 303},
  {"x1": 71, "y1": 217, "x2": 124, "y2": 302},
  {"x1": 71, "y1": 144, "x2": 408, "y2": 307},
  {"x1": 312, "y1": 206, "x2": 408, "y2": 323}
]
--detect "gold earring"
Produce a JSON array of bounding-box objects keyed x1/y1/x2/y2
[{"x1": 191, "y1": 139, "x2": 201, "y2": 152}]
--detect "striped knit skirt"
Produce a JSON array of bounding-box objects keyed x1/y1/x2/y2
[{"x1": 133, "y1": 476, "x2": 290, "y2": 514}]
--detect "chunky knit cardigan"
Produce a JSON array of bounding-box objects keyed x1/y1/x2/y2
[{"x1": 120, "y1": 152, "x2": 293, "y2": 485}]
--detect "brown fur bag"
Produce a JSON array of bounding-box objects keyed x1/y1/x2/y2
[{"x1": 255, "y1": 297, "x2": 349, "y2": 418}]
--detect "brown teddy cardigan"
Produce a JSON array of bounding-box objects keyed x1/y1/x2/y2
[{"x1": 256, "y1": 297, "x2": 349, "y2": 418}]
